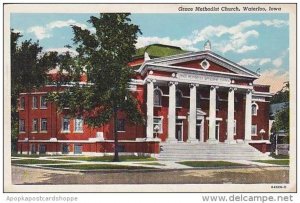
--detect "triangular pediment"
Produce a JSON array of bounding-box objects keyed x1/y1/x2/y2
[{"x1": 138, "y1": 50, "x2": 259, "y2": 79}]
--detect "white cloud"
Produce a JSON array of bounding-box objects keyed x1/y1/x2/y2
[
  {"x1": 272, "y1": 58, "x2": 283, "y2": 68},
  {"x1": 27, "y1": 26, "x2": 51, "y2": 40},
  {"x1": 136, "y1": 36, "x2": 197, "y2": 51},
  {"x1": 238, "y1": 58, "x2": 271, "y2": 66},
  {"x1": 45, "y1": 47, "x2": 78, "y2": 56},
  {"x1": 137, "y1": 18, "x2": 287, "y2": 54},
  {"x1": 255, "y1": 69, "x2": 288, "y2": 93},
  {"x1": 13, "y1": 29, "x2": 23, "y2": 34},
  {"x1": 262, "y1": 19, "x2": 288, "y2": 28},
  {"x1": 47, "y1": 20, "x2": 88, "y2": 30},
  {"x1": 27, "y1": 19, "x2": 89, "y2": 40},
  {"x1": 259, "y1": 58, "x2": 272, "y2": 65}
]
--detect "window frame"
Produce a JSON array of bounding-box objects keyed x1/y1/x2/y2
[
  {"x1": 74, "y1": 117, "x2": 84, "y2": 133},
  {"x1": 32, "y1": 118, "x2": 38, "y2": 132},
  {"x1": 153, "y1": 116, "x2": 163, "y2": 134},
  {"x1": 251, "y1": 103, "x2": 258, "y2": 116},
  {"x1": 117, "y1": 119, "x2": 126, "y2": 132},
  {"x1": 251, "y1": 124, "x2": 257, "y2": 136},
  {"x1": 40, "y1": 95, "x2": 47, "y2": 109},
  {"x1": 19, "y1": 119, "x2": 25, "y2": 133},
  {"x1": 19, "y1": 97, "x2": 25, "y2": 110},
  {"x1": 153, "y1": 88, "x2": 163, "y2": 107},
  {"x1": 40, "y1": 118, "x2": 47, "y2": 132},
  {"x1": 32, "y1": 96, "x2": 38, "y2": 109},
  {"x1": 61, "y1": 117, "x2": 71, "y2": 133}
]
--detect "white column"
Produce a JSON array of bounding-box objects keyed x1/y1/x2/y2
[
  {"x1": 167, "y1": 81, "x2": 177, "y2": 142},
  {"x1": 146, "y1": 79, "x2": 155, "y2": 139},
  {"x1": 208, "y1": 86, "x2": 218, "y2": 143},
  {"x1": 225, "y1": 87, "x2": 236, "y2": 144},
  {"x1": 188, "y1": 83, "x2": 198, "y2": 142},
  {"x1": 244, "y1": 89, "x2": 253, "y2": 141}
]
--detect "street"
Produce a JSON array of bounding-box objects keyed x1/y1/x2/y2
[{"x1": 12, "y1": 165, "x2": 289, "y2": 185}]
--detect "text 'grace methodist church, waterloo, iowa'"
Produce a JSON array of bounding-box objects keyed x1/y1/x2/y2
[{"x1": 17, "y1": 41, "x2": 273, "y2": 160}]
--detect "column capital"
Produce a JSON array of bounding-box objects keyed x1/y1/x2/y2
[
  {"x1": 168, "y1": 81, "x2": 178, "y2": 86},
  {"x1": 189, "y1": 83, "x2": 199, "y2": 88},
  {"x1": 146, "y1": 78, "x2": 156, "y2": 84},
  {"x1": 229, "y1": 87, "x2": 237, "y2": 92},
  {"x1": 246, "y1": 89, "x2": 253, "y2": 94},
  {"x1": 210, "y1": 85, "x2": 219, "y2": 90}
]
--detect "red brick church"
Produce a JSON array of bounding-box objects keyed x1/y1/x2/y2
[{"x1": 17, "y1": 42, "x2": 272, "y2": 158}]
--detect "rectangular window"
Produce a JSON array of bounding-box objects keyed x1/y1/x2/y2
[
  {"x1": 74, "y1": 117, "x2": 83, "y2": 132},
  {"x1": 41, "y1": 118, "x2": 47, "y2": 132},
  {"x1": 117, "y1": 119, "x2": 125, "y2": 132},
  {"x1": 20, "y1": 97, "x2": 25, "y2": 109},
  {"x1": 251, "y1": 124, "x2": 257, "y2": 135},
  {"x1": 19, "y1": 119, "x2": 25, "y2": 132},
  {"x1": 32, "y1": 119, "x2": 38, "y2": 132},
  {"x1": 40, "y1": 95, "x2": 47, "y2": 109},
  {"x1": 32, "y1": 96, "x2": 38, "y2": 109},
  {"x1": 153, "y1": 117, "x2": 163, "y2": 133},
  {"x1": 62, "y1": 118, "x2": 70, "y2": 132}
]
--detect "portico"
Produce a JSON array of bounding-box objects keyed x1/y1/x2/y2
[{"x1": 145, "y1": 75, "x2": 254, "y2": 144}]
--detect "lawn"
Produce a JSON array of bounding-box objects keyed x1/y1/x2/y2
[
  {"x1": 253, "y1": 160, "x2": 289, "y2": 166},
  {"x1": 177, "y1": 161, "x2": 245, "y2": 168},
  {"x1": 54, "y1": 155, "x2": 156, "y2": 162},
  {"x1": 137, "y1": 162, "x2": 165, "y2": 166},
  {"x1": 270, "y1": 154, "x2": 289, "y2": 159},
  {"x1": 11, "y1": 159, "x2": 74, "y2": 165},
  {"x1": 45, "y1": 164, "x2": 155, "y2": 170}
]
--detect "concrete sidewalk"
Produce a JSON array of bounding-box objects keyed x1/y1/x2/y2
[{"x1": 11, "y1": 156, "x2": 285, "y2": 170}]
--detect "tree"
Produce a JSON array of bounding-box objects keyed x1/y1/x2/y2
[
  {"x1": 11, "y1": 30, "x2": 58, "y2": 152},
  {"x1": 270, "y1": 81, "x2": 289, "y2": 104},
  {"x1": 49, "y1": 14, "x2": 143, "y2": 161},
  {"x1": 270, "y1": 82, "x2": 290, "y2": 145}
]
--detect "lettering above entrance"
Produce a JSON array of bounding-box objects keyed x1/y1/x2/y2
[{"x1": 177, "y1": 73, "x2": 231, "y2": 84}]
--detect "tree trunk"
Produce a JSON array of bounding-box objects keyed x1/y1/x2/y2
[{"x1": 113, "y1": 106, "x2": 120, "y2": 162}]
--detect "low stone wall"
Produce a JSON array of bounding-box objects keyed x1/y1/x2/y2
[{"x1": 249, "y1": 142, "x2": 271, "y2": 153}]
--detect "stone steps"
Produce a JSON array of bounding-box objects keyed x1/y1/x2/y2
[{"x1": 158, "y1": 142, "x2": 271, "y2": 161}]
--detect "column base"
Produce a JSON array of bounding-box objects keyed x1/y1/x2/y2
[
  {"x1": 187, "y1": 139, "x2": 199, "y2": 143},
  {"x1": 145, "y1": 137, "x2": 161, "y2": 142},
  {"x1": 207, "y1": 139, "x2": 219, "y2": 144},
  {"x1": 166, "y1": 138, "x2": 178, "y2": 143},
  {"x1": 224, "y1": 140, "x2": 237, "y2": 144},
  {"x1": 244, "y1": 139, "x2": 252, "y2": 144}
]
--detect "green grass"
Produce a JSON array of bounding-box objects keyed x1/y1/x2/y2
[
  {"x1": 137, "y1": 162, "x2": 165, "y2": 166},
  {"x1": 177, "y1": 161, "x2": 245, "y2": 168},
  {"x1": 45, "y1": 164, "x2": 155, "y2": 170},
  {"x1": 270, "y1": 154, "x2": 289, "y2": 159},
  {"x1": 11, "y1": 159, "x2": 73, "y2": 165},
  {"x1": 253, "y1": 160, "x2": 289, "y2": 166},
  {"x1": 54, "y1": 155, "x2": 156, "y2": 162}
]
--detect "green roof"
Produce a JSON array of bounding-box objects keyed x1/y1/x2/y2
[{"x1": 134, "y1": 44, "x2": 188, "y2": 59}]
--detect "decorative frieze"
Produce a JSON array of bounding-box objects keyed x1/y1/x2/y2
[{"x1": 177, "y1": 72, "x2": 231, "y2": 85}]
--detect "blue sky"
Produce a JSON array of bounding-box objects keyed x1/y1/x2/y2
[{"x1": 11, "y1": 13, "x2": 289, "y2": 92}]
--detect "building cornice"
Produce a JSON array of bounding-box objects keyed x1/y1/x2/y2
[{"x1": 137, "y1": 50, "x2": 259, "y2": 79}]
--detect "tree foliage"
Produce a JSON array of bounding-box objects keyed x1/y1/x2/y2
[
  {"x1": 271, "y1": 82, "x2": 290, "y2": 144},
  {"x1": 48, "y1": 14, "x2": 143, "y2": 161},
  {"x1": 11, "y1": 30, "x2": 59, "y2": 151},
  {"x1": 270, "y1": 81, "x2": 289, "y2": 104}
]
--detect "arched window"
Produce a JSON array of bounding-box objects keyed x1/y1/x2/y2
[
  {"x1": 252, "y1": 103, "x2": 258, "y2": 115},
  {"x1": 176, "y1": 90, "x2": 183, "y2": 107},
  {"x1": 154, "y1": 89, "x2": 162, "y2": 106}
]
